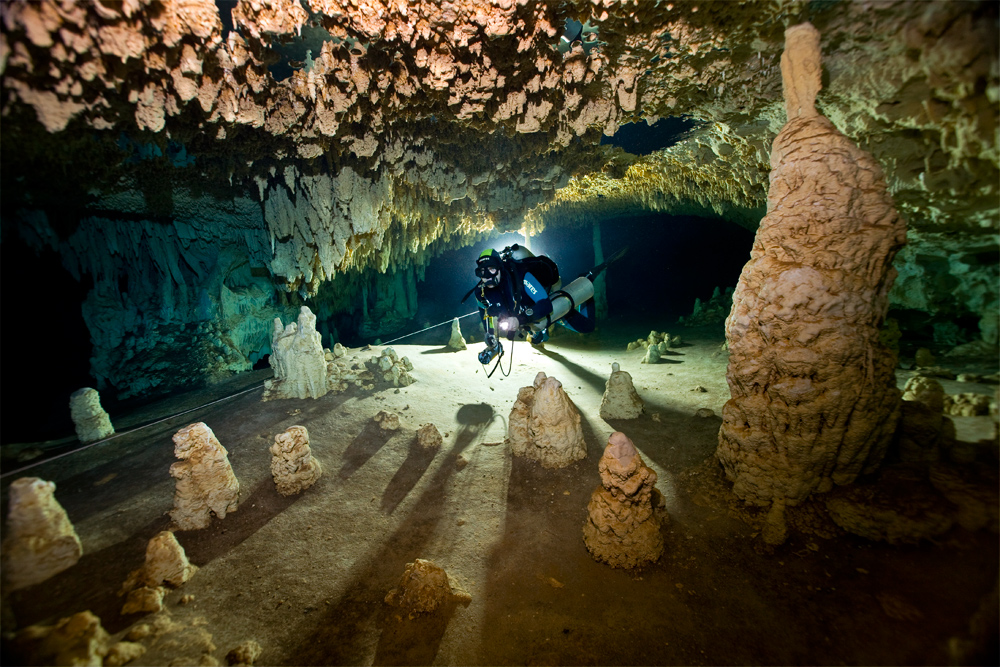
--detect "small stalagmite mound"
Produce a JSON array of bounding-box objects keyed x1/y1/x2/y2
[
  {"x1": 416, "y1": 423, "x2": 444, "y2": 449},
  {"x1": 120, "y1": 530, "x2": 196, "y2": 615},
  {"x1": 2, "y1": 477, "x2": 83, "y2": 591},
  {"x1": 11, "y1": 610, "x2": 111, "y2": 667},
  {"x1": 583, "y1": 432, "x2": 664, "y2": 569},
  {"x1": 270, "y1": 425, "x2": 323, "y2": 496},
  {"x1": 600, "y1": 362, "x2": 644, "y2": 420},
  {"x1": 508, "y1": 372, "x2": 586, "y2": 468},
  {"x1": 384, "y1": 558, "x2": 472, "y2": 619},
  {"x1": 374, "y1": 410, "x2": 401, "y2": 430},
  {"x1": 169, "y1": 422, "x2": 240, "y2": 530}
]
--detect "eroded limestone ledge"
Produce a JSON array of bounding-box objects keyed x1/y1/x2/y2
[{"x1": 717, "y1": 23, "x2": 907, "y2": 510}]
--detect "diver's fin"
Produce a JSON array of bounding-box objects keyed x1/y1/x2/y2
[{"x1": 584, "y1": 246, "x2": 628, "y2": 281}]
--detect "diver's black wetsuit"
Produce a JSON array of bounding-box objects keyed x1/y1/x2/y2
[{"x1": 474, "y1": 245, "x2": 595, "y2": 353}]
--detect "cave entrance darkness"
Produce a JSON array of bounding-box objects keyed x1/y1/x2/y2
[
  {"x1": 0, "y1": 229, "x2": 93, "y2": 444},
  {"x1": 412, "y1": 215, "x2": 755, "y2": 346}
]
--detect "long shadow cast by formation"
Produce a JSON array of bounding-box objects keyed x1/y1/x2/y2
[
  {"x1": 373, "y1": 598, "x2": 470, "y2": 666},
  {"x1": 533, "y1": 347, "x2": 609, "y2": 395},
  {"x1": 281, "y1": 404, "x2": 492, "y2": 665},
  {"x1": 381, "y1": 434, "x2": 439, "y2": 514},
  {"x1": 338, "y1": 421, "x2": 398, "y2": 479},
  {"x1": 176, "y1": 477, "x2": 302, "y2": 567}
]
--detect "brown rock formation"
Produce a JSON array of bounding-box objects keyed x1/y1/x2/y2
[
  {"x1": 583, "y1": 432, "x2": 663, "y2": 569},
  {"x1": 384, "y1": 558, "x2": 471, "y2": 619},
  {"x1": 717, "y1": 23, "x2": 907, "y2": 520},
  {"x1": 270, "y1": 425, "x2": 323, "y2": 496},
  {"x1": 508, "y1": 372, "x2": 586, "y2": 468},
  {"x1": 599, "y1": 362, "x2": 644, "y2": 420},
  {"x1": 11, "y1": 610, "x2": 110, "y2": 666},
  {"x1": 169, "y1": 422, "x2": 241, "y2": 530},
  {"x1": 1, "y1": 477, "x2": 82, "y2": 591}
]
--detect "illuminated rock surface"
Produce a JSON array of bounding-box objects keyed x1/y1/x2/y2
[
  {"x1": 11, "y1": 610, "x2": 110, "y2": 667},
  {"x1": 599, "y1": 362, "x2": 643, "y2": 420},
  {"x1": 1, "y1": 477, "x2": 82, "y2": 591},
  {"x1": 264, "y1": 306, "x2": 329, "y2": 400},
  {"x1": 384, "y1": 558, "x2": 471, "y2": 618},
  {"x1": 270, "y1": 425, "x2": 323, "y2": 496},
  {"x1": 583, "y1": 431, "x2": 664, "y2": 568},
  {"x1": 718, "y1": 23, "x2": 907, "y2": 514},
  {"x1": 68, "y1": 387, "x2": 114, "y2": 444},
  {"x1": 169, "y1": 422, "x2": 241, "y2": 530},
  {"x1": 508, "y1": 371, "x2": 586, "y2": 468}
]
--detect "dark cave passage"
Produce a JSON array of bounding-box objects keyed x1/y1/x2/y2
[{"x1": 1, "y1": 231, "x2": 92, "y2": 444}]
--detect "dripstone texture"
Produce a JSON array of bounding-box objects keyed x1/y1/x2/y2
[
  {"x1": 718, "y1": 23, "x2": 907, "y2": 511},
  {"x1": 508, "y1": 372, "x2": 586, "y2": 468},
  {"x1": 169, "y1": 422, "x2": 241, "y2": 530}
]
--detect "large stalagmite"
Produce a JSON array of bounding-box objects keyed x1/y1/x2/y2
[
  {"x1": 583, "y1": 432, "x2": 664, "y2": 569},
  {"x1": 1, "y1": 477, "x2": 83, "y2": 591},
  {"x1": 508, "y1": 372, "x2": 586, "y2": 468},
  {"x1": 264, "y1": 306, "x2": 329, "y2": 400},
  {"x1": 169, "y1": 422, "x2": 241, "y2": 530},
  {"x1": 270, "y1": 425, "x2": 323, "y2": 496},
  {"x1": 717, "y1": 24, "x2": 907, "y2": 516}
]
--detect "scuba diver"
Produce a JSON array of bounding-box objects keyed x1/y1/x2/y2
[{"x1": 466, "y1": 243, "x2": 625, "y2": 368}]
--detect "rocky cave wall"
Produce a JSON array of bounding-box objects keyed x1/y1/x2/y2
[{"x1": 1, "y1": 0, "x2": 996, "y2": 400}]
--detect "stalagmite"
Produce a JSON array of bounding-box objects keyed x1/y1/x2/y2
[
  {"x1": 69, "y1": 387, "x2": 114, "y2": 443},
  {"x1": 12, "y1": 611, "x2": 111, "y2": 666},
  {"x1": 1, "y1": 477, "x2": 82, "y2": 591},
  {"x1": 264, "y1": 306, "x2": 329, "y2": 400},
  {"x1": 508, "y1": 372, "x2": 586, "y2": 468},
  {"x1": 169, "y1": 422, "x2": 241, "y2": 530},
  {"x1": 270, "y1": 425, "x2": 323, "y2": 496},
  {"x1": 717, "y1": 23, "x2": 907, "y2": 531},
  {"x1": 384, "y1": 558, "x2": 472, "y2": 619},
  {"x1": 600, "y1": 362, "x2": 644, "y2": 420},
  {"x1": 446, "y1": 317, "x2": 467, "y2": 351},
  {"x1": 583, "y1": 432, "x2": 664, "y2": 568}
]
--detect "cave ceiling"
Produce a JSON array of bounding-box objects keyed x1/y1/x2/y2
[{"x1": 0, "y1": 0, "x2": 997, "y2": 291}]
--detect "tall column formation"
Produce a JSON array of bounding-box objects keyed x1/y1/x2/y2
[{"x1": 717, "y1": 23, "x2": 907, "y2": 515}]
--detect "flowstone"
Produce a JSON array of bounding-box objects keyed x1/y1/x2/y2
[
  {"x1": 169, "y1": 422, "x2": 240, "y2": 530},
  {"x1": 600, "y1": 362, "x2": 644, "y2": 420},
  {"x1": 2, "y1": 477, "x2": 83, "y2": 591},
  {"x1": 270, "y1": 425, "x2": 323, "y2": 496},
  {"x1": 583, "y1": 432, "x2": 664, "y2": 568},
  {"x1": 69, "y1": 387, "x2": 114, "y2": 443},
  {"x1": 508, "y1": 372, "x2": 586, "y2": 468},
  {"x1": 717, "y1": 23, "x2": 906, "y2": 523}
]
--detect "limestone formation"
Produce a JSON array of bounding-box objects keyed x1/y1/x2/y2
[
  {"x1": 384, "y1": 558, "x2": 472, "y2": 619},
  {"x1": 943, "y1": 393, "x2": 992, "y2": 417},
  {"x1": 122, "y1": 585, "x2": 165, "y2": 615},
  {"x1": 226, "y1": 640, "x2": 263, "y2": 666},
  {"x1": 508, "y1": 372, "x2": 586, "y2": 468},
  {"x1": 896, "y1": 376, "x2": 955, "y2": 464},
  {"x1": 69, "y1": 387, "x2": 114, "y2": 443},
  {"x1": 12, "y1": 611, "x2": 110, "y2": 667},
  {"x1": 169, "y1": 422, "x2": 240, "y2": 530},
  {"x1": 143, "y1": 530, "x2": 197, "y2": 588},
  {"x1": 2, "y1": 477, "x2": 82, "y2": 591},
  {"x1": 374, "y1": 410, "x2": 401, "y2": 431},
  {"x1": 600, "y1": 362, "x2": 644, "y2": 420},
  {"x1": 627, "y1": 331, "x2": 681, "y2": 352},
  {"x1": 104, "y1": 641, "x2": 147, "y2": 667},
  {"x1": 583, "y1": 432, "x2": 664, "y2": 568},
  {"x1": 902, "y1": 376, "x2": 946, "y2": 412},
  {"x1": 718, "y1": 24, "x2": 907, "y2": 517},
  {"x1": 416, "y1": 423, "x2": 444, "y2": 450},
  {"x1": 678, "y1": 287, "x2": 737, "y2": 327},
  {"x1": 270, "y1": 425, "x2": 323, "y2": 496},
  {"x1": 641, "y1": 345, "x2": 660, "y2": 365},
  {"x1": 264, "y1": 306, "x2": 329, "y2": 400},
  {"x1": 366, "y1": 347, "x2": 415, "y2": 388},
  {"x1": 446, "y1": 317, "x2": 467, "y2": 351}
]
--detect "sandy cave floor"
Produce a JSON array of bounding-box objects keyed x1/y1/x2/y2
[{"x1": 1, "y1": 321, "x2": 998, "y2": 666}]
